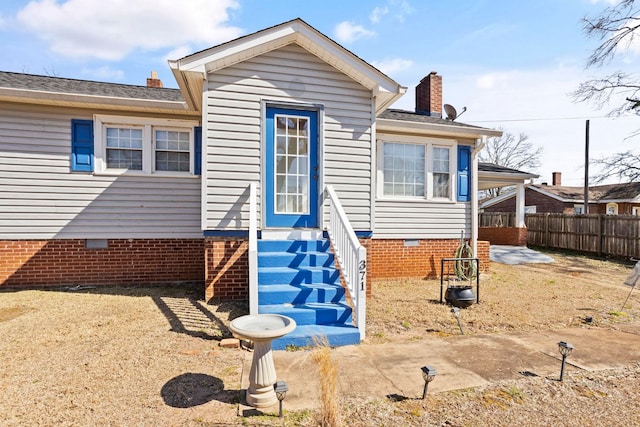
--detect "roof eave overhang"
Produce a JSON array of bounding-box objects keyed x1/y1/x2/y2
[
  {"x1": 377, "y1": 117, "x2": 503, "y2": 139},
  {"x1": 169, "y1": 19, "x2": 405, "y2": 115},
  {"x1": 477, "y1": 171, "x2": 538, "y2": 191},
  {"x1": 0, "y1": 87, "x2": 196, "y2": 116}
]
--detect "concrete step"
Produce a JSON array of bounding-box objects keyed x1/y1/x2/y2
[
  {"x1": 258, "y1": 266, "x2": 340, "y2": 286},
  {"x1": 259, "y1": 302, "x2": 353, "y2": 326},
  {"x1": 271, "y1": 323, "x2": 361, "y2": 350},
  {"x1": 258, "y1": 239, "x2": 330, "y2": 253},
  {"x1": 258, "y1": 251, "x2": 334, "y2": 268},
  {"x1": 258, "y1": 283, "x2": 346, "y2": 305}
]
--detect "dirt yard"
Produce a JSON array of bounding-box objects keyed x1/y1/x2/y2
[{"x1": 1, "y1": 248, "x2": 639, "y2": 426}]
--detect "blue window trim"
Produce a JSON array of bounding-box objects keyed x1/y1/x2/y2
[{"x1": 71, "y1": 119, "x2": 94, "y2": 172}]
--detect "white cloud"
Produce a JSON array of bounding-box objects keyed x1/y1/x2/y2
[
  {"x1": 16, "y1": 0, "x2": 242, "y2": 61},
  {"x1": 81, "y1": 65, "x2": 124, "y2": 81},
  {"x1": 333, "y1": 21, "x2": 375, "y2": 44},
  {"x1": 163, "y1": 45, "x2": 193, "y2": 62},
  {"x1": 390, "y1": 0, "x2": 414, "y2": 23},
  {"x1": 370, "y1": 6, "x2": 388, "y2": 24},
  {"x1": 371, "y1": 58, "x2": 413, "y2": 75}
]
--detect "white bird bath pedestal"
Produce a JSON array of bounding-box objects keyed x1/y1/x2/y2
[{"x1": 229, "y1": 314, "x2": 296, "y2": 409}]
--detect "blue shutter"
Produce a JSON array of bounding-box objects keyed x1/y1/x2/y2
[
  {"x1": 457, "y1": 145, "x2": 471, "y2": 202},
  {"x1": 194, "y1": 126, "x2": 202, "y2": 175},
  {"x1": 71, "y1": 119, "x2": 94, "y2": 172}
]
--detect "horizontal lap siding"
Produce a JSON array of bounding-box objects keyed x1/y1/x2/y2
[
  {"x1": 0, "y1": 106, "x2": 202, "y2": 239},
  {"x1": 374, "y1": 200, "x2": 470, "y2": 239},
  {"x1": 205, "y1": 43, "x2": 373, "y2": 230}
]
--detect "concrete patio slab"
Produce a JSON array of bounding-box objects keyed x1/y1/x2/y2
[{"x1": 491, "y1": 245, "x2": 555, "y2": 265}]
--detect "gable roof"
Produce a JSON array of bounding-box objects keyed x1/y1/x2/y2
[
  {"x1": 0, "y1": 71, "x2": 194, "y2": 115},
  {"x1": 169, "y1": 18, "x2": 406, "y2": 113}
]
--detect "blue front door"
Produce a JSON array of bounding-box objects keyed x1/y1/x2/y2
[{"x1": 265, "y1": 107, "x2": 318, "y2": 228}]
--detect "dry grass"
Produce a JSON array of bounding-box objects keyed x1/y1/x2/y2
[
  {"x1": 1, "y1": 249, "x2": 639, "y2": 426},
  {"x1": 367, "y1": 249, "x2": 639, "y2": 342},
  {"x1": 311, "y1": 338, "x2": 342, "y2": 427}
]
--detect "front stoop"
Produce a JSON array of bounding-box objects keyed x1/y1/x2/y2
[{"x1": 257, "y1": 239, "x2": 360, "y2": 349}]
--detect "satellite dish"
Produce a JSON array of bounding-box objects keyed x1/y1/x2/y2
[
  {"x1": 444, "y1": 104, "x2": 467, "y2": 121},
  {"x1": 444, "y1": 104, "x2": 457, "y2": 121}
]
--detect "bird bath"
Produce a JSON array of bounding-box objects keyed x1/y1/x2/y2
[{"x1": 229, "y1": 314, "x2": 296, "y2": 408}]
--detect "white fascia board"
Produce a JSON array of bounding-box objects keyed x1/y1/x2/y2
[
  {"x1": 0, "y1": 87, "x2": 193, "y2": 114},
  {"x1": 378, "y1": 118, "x2": 503, "y2": 139},
  {"x1": 170, "y1": 19, "x2": 405, "y2": 114}
]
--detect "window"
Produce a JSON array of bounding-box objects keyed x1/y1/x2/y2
[
  {"x1": 382, "y1": 142, "x2": 425, "y2": 197},
  {"x1": 94, "y1": 115, "x2": 198, "y2": 175},
  {"x1": 379, "y1": 137, "x2": 457, "y2": 201},
  {"x1": 633, "y1": 207, "x2": 639, "y2": 216},
  {"x1": 606, "y1": 202, "x2": 619, "y2": 215},
  {"x1": 154, "y1": 130, "x2": 190, "y2": 172},
  {"x1": 106, "y1": 127, "x2": 143, "y2": 170},
  {"x1": 574, "y1": 205, "x2": 584, "y2": 214},
  {"x1": 432, "y1": 146, "x2": 450, "y2": 198}
]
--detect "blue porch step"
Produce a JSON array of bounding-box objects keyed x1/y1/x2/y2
[
  {"x1": 258, "y1": 283, "x2": 345, "y2": 305},
  {"x1": 256, "y1": 238, "x2": 360, "y2": 348},
  {"x1": 271, "y1": 324, "x2": 361, "y2": 350}
]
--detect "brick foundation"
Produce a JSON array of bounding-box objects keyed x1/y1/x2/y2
[
  {"x1": 204, "y1": 237, "x2": 249, "y2": 302},
  {"x1": 0, "y1": 239, "x2": 204, "y2": 288},
  {"x1": 369, "y1": 238, "x2": 490, "y2": 279},
  {"x1": 478, "y1": 227, "x2": 527, "y2": 246}
]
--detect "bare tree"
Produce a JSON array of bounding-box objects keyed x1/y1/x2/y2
[
  {"x1": 592, "y1": 150, "x2": 640, "y2": 182},
  {"x1": 575, "y1": 0, "x2": 640, "y2": 183},
  {"x1": 573, "y1": 0, "x2": 640, "y2": 114},
  {"x1": 479, "y1": 131, "x2": 542, "y2": 197}
]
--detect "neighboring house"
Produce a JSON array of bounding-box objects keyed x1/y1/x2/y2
[
  {"x1": 482, "y1": 172, "x2": 640, "y2": 216},
  {"x1": 0, "y1": 19, "x2": 508, "y2": 346}
]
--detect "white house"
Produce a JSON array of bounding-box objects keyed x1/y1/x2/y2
[{"x1": 0, "y1": 19, "x2": 507, "y2": 347}]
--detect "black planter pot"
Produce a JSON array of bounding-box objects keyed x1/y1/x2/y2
[{"x1": 445, "y1": 286, "x2": 476, "y2": 308}]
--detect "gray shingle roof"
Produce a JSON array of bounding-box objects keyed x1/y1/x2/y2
[
  {"x1": 533, "y1": 182, "x2": 640, "y2": 201},
  {"x1": 0, "y1": 71, "x2": 184, "y2": 103},
  {"x1": 478, "y1": 162, "x2": 536, "y2": 175},
  {"x1": 379, "y1": 108, "x2": 489, "y2": 130}
]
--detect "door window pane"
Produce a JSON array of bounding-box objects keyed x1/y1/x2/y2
[{"x1": 274, "y1": 114, "x2": 310, "y2": 214}]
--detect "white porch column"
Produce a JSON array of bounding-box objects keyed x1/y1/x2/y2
[
  {"x1": 471, "y1": 137, "x2": 486, "y2": 256},
  {"x1": 515, "y1": 183, "x2": 526, "y2": 228}
]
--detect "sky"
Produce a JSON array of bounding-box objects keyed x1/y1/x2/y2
[{"x1": 0, "y1": 0, "x2": 637, "y2": 186}]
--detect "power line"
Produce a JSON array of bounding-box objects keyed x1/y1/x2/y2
[{"x1": 470, "y1": 114, "x2": 637, "y2": 123}]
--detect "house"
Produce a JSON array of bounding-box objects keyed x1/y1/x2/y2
[
  {"x1": 482, "y1": 172, "x2": 640, "y2": 216},
  {"x1": 0, "y1": 19, "x2": 507, "y2": 346}
]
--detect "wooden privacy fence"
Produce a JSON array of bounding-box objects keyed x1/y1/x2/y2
[{"x1": 479, "y1": 212, "x2": 640, "y2": 259}]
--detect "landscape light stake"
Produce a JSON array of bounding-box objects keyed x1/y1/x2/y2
[
  {"x1": 451, "y1": 307, "x2": 464, "y2": 334},
  {"x1": 274, "y1": 380, "x2": 288, "y2": 417},
  {"x1": 421, "y1": 366, "x2": 437, "y2": 400},
  {"x1": 557, "y1": 341, "x2": 574, "y2": 381}
]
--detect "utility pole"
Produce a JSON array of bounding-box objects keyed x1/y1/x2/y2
[{"x1": 583, "y1": 120, "x2": 589, "y2": 214}]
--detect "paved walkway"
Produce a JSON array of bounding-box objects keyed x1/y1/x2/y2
[
  {"x1": 490, "y1": 245, "x2": 554, "y2": 265},
  {"x1": 239, "y1": 324, "x2": 640, "y2": 413}
]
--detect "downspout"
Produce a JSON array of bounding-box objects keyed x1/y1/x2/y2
[{"x1": 471, "y1": 136, "x2": 487, "y2": 257}]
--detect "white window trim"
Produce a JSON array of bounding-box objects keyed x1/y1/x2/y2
[
  {"x1": 94, "y1": 115, "x2": 197, "y2": 176},
  {"x1": 376, "y1": 135, "x2": 457, "y2": 202}
]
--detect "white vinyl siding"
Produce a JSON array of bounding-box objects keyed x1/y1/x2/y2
[
  {"x1": 0, "y1": 105, "x2": 202, "y2": 239},
  {"x1": 204, "y1": 43, "x2": 373, "y2": 231}
]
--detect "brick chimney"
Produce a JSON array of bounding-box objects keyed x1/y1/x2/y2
[
  {"x1": 552, "y1": 172, "x2": 562, "y2": 186},
  {"x1": 146, "y1": 71, "x2": 163, "y2": 88},
  {"x1": 415, "y1": 71, "x2": 442, "y2": 117}
]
